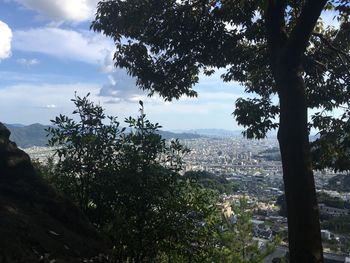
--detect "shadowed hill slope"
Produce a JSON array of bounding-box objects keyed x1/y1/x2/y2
[
  {"x1": 0, "y1": 123, "x2": 109, "y2": 262},
  {"x1": 5, "y1": 123, "x2": 202, "y2": 148},
  {"x1": 7, "y1": 123, "x2": 50, "y2": 148}
]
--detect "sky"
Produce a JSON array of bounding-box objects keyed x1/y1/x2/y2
[
  {"x1": 0, "y1": 0, "x2": 248, "y2": 131},
  {"x1": 0, "y1": 1, "x2": 340, "y2": 132}
]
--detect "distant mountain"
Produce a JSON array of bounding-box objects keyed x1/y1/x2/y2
[
  {"x1": 4, "y1": 123, "x2": 26, "y2": 128},
  {"x1": 6, "y1": 123, "x2": 50, "y2": 148},
  {"x1": 174, "y1": 128, "x2": 244, "y2": 138},
  {"x1": 157, "y1": 130, "x2": 201, "y2": 140},
  {"x1": 4, "y1": 123, "x2": 202, "y2": 148}
]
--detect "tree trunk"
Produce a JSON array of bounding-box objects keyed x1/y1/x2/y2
[{"x1": 276, "y1": 67, "x2": 323, "y2": 263}]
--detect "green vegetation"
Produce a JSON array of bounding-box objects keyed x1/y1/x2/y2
[
  {"x1": 318, "y1": 192, "x2": 350, "y2": 210},
  {"x1": 184, "y1": 170, "x2": 238, "y2": 194},
  {"x1": 36, "y1": 95, "x2": 275, "y2": 262},
  {"x1": 92, "y1": 1, "x2": 350, "y2": 260},
  {"x1": 322, "y1": 216, "x2": 350, "y2": 235},
  {"x1": 46, "y1": 94, "x2": 122, "y2": 225},
  {"x1": 213, "y1": 198, "x2": 277, "y2": 263},
  {"x1": 277, "y1": 192, "x2": 350, "y2": 217},
  {"x1": 327, "y1": 174, "x2": 350, "y2": 192}
]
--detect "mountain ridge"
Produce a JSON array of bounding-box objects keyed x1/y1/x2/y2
[
  {"x1": 5, "y1": 123, "x2": 203, "y2": 148},
  {"x1": 7, "y1": 123, "x2": 51, "y2": 148}
]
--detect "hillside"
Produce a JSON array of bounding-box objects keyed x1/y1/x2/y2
[
  {"x1": 180, "y1": 128, "x2": 243, "y2": 138},
  {"x1": 0, "y1": 123, "x2": 109, "y2": 262},
  {"x1": 7, "y1": 123, "x2": 50, "y2": 148},
  {"x1": 157, "y1": 130, "x2": 201, "y2": 140},
  {"x1": 5, "y1": 123, "x2": 201, "y2": 148}
]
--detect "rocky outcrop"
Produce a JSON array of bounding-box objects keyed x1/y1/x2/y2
[
  {"x1": 0, "y1": 122, "x2": 32, "y2": 174},
  {"x1": 0, "y1": 123, "x2": 109, "y2": 262}
]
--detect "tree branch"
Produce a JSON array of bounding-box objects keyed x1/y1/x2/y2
[
  {"x1": 312, "y1": 32, "x2": 350, "y2": 75},
  {"x1": 312, "y1": 32, "x2": 350, "y2": 63},
  {"x1": 285, "y1": 0, "x2": 328, "y2": 67}
]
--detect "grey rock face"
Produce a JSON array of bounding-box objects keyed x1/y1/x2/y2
[{"x1": 0, "y1": 122, "x2": 31, "y2": 173}]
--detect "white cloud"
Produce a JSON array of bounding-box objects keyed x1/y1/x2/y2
[
  {"x1": 13, "y1": 27, "x2": 114, "y2": 64},
  {"x1": 98, "y1": 69, "x2": 147, "y2": 103},
  {"x1": 12, "y1": 0, "x2": 99, "y2": 23},
  {"x1": 17, "y1": 58, "x2": 40, "y2": 66},
  {"x1": 44, "y1": 104, "x2": 57, "y2": 109},
  {"x1": 98, "y1": 50, "x2": 115, "y2": 73},
  {"x1": 0, "y1": 81, "x2": 144, "y2": 126},
  {"x1": 0, "y1": 83, "x2": 100, "y2": 108},
  {"x1": 96, "y1": 63, "x2": 246, "y2": 104},
  {"x1": 0, "y1": 70, "x2": 75, "y2": 83},
  {"x1": 0, "y1": 21, "x2": 12, "y2": 61}
]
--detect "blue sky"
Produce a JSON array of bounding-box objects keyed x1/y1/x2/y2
[{"x1": 0, "y1": 0, "x2": 248, "y2": 131}]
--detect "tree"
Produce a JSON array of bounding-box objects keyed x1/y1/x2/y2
[
  {"x1": 46, "y1": 93, "x2": 123, "y2": 225},
  {"x1": 106, "y1": 102, "x2": 217, "y2": 262},
  {"x1": 184, "y1": 170, "x2": 238, "y2": 194},
  {"x1": 212, "y1": 198, "x2": 277, "y2": 263},
  {"x1": 92, "y1": 1, "x2": 350, "y2": 262},
  {"x1": 46, "y1": 96, "x2": 219, "y2": 262}
]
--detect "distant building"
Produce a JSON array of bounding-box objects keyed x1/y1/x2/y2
[
  {"x1": 220, "y1": 201, "x2": 233, "y2": 217},
  {"x1": 319, "y1": 203, "x2": 349, "y2": 217},
  {"x1": 252, "y1": 220, "x2": 273, "y2": 240}
]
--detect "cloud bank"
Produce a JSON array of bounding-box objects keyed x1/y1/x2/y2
[
  {"x1": 0, "y1": 21, "x2": 12, "y2": 61},
  {"x1": 0, "y1": 82, "x2": 101, "y2": 124},
  {"x1": 98, "y1": 70, "x2": 147, "y2": 103},
  {"x1": 13, "y1": 27, "x2": 113, "y2": 64}
]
